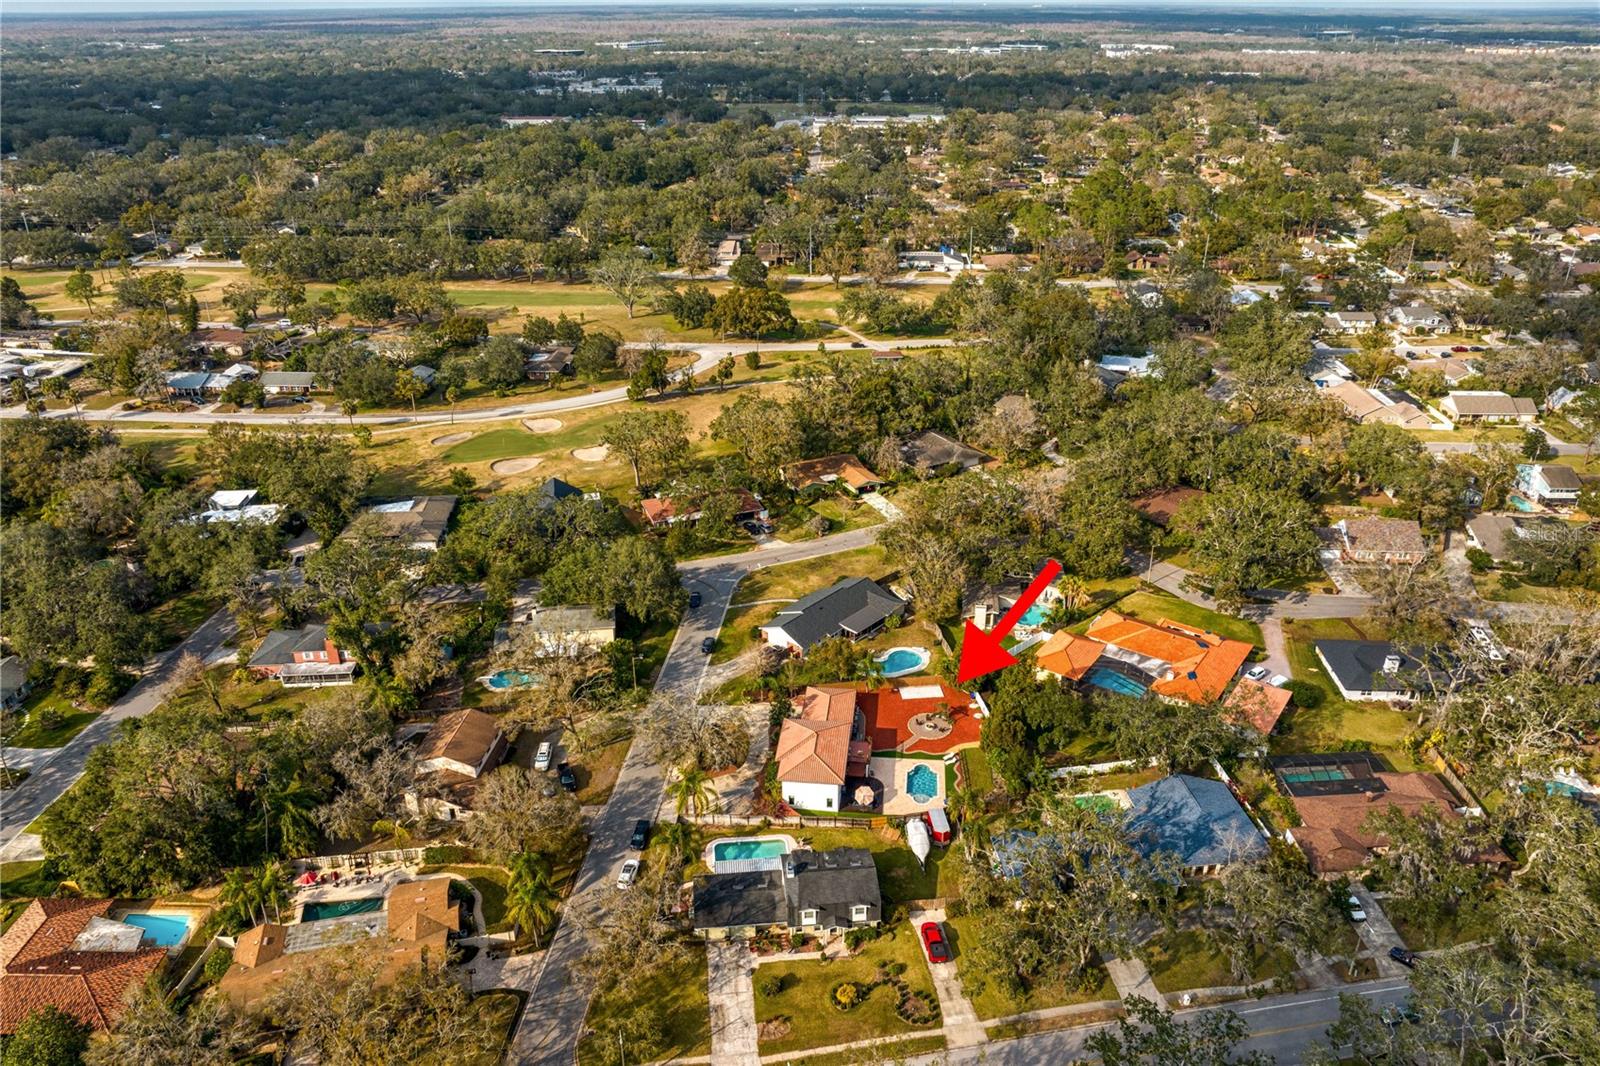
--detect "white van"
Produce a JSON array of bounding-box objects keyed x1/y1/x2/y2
[{"x1": 534, "y1": 741, "x2": 553, "y2": 771}]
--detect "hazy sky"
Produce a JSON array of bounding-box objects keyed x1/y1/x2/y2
[{"x1": 4, "y1": 0, "x2": 1584, "y2": 14}]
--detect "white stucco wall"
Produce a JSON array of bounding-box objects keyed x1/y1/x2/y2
[{"x1": 781, "y1": 780, "x2": 841, "y2": 812}]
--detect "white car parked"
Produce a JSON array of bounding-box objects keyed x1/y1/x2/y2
[
  {"x1": 1245, "y1": 666, "x2": 1269, "y2": 682},
  {"x1": 534, "y1": 741, "x2": 553, "y2": 771},
  {"x1": 617, "y1": 859, "x2": 640, "y2": 890},
  {"x1": 1347, "y1": 894, "x2": 1367, "y2": 922}
]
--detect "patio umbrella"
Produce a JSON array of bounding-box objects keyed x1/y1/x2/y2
[
  {"x1": 295, "y1": 871, "x2": 319, "y2": 887},
  {"x1": 854, "y1": 784, "x2": 876, "y2": 806}
]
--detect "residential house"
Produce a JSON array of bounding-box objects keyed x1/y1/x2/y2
[
  {"x1": 1322, "y1": 310, "x2": 1379, "y2": 334},
  {"x1": 1404, "y1": 357, "x2": 1479, "y2": 388},
  {"x1": 409, "y1": 365, "x2": 436, "y2": 387},
  {"x1": 1322, "y1": 517, "x2": 1428, "y2": 565},
  {"x1": 898, "y1": 430, "x2": 993, "y2": 472},
  {"x1": 0, "y1": 899, "x2": 169, "y2": 1034},
  {"x1": 218, "y1": 877, "x2": 460, "y2": 1009},
  {"x1": 781, "y1": 454, "x2": 884, "y2": 495},
  {"x1": 0, "y1": 655, "x2": 30, "y2": 711},
  {"x1": 1128, "y1": 282, "x2": 1163, "y2": 308},
  {"x1": 692, "y1": 848, "x2": 882, "y2": 940},
  {"x1": 713, "y1": 237, "x2": 744, "y2": 267},
  {"x1": 1125, "y1": 250, "x2": 1169, "y2": 272},
  {"x1": 1441, "y1": 391, "x2": 1538, "y2": 424},
  {"x1": 1223, "y1": 678, "x2": 1292, "y2": 736},
  {"x1": 1466, "y1": 514, "x2": 1570, "y2": 563},
  {"x1": 1516, "y1": 463, "x2": 1582, "y2": 507},
  {"x1": 754, "y1": 242, "x2": 788, "y2": 267},
  {"x1": 639, "y1": 490, "x2": 765, "y2": 529},
  {"x1": 186, "y1": 327, "x2": 250, "y2": 356},
  {"x1": 164, "y1": 371, "x2": 214, "y2": 400},
  {"x1": 1313, "y1": 641, "x2": 1420, "y2": 702},
  {"x1": 1325, "y1": 382, "x2": 1435, "y2": 429},
  {"x1": 1388, "y1": 304, "x2": 1449, "y2": 334},
  {"x1": 248, "y1": 624, "x2": 359, "y2": 687},
  {"x1": 775, "y1": 686, "x2": 870, "y2": 811},
  {"x1": 357, "y1": 496, "x2": 458, "y2": 551},
  {"x1": 525, "y1": 346, "x2": 574, "y2": 381},
  {"x1": 1123, "y1": 774, "x2": 1268, "y2": 875},
  {"x1": 258, "y1": 371, "x2": 317, "y2": 395},
  {"x1": 408, "y1": 709, "x2": 508, "y2": 821},
  {"x1": 1033, "y1": 611, "x2": 1254, "y2": 704},
  {"x1": 502, "y1": 585, "x2": 617, "y2": 654},
  {"x1": 899, "y1": 250, "x2": 969, "y2": 273},
  {"x1": 196, "y1": 488, "x2": 283, "y2": 526},
  {"x1": 1272, "y1": 753, "x2": 1503, "y2": 877},
  {"x1": 759, "y1": 577, "x2": 907, "y2": 654}
]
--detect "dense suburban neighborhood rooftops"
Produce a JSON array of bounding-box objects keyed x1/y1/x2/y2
[{"x1": 1036, "y1": 611, "x2": 1253, "y2": 704}]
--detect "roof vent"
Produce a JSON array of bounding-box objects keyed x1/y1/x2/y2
[{"x1": 1383, "y1": 654, "x2": 1402, "y2": 673}]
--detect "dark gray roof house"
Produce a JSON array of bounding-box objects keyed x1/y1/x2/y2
[
  {"x1": 899, "y1": 431, "x2": 993, "y2": 472},
  {"x1": 758, "y1": 577, "x2": 906, "y2": 653},
  {"x1": 537, "y1": 477, "x2": 585, "y2": 507},
  {"x1": 693, "y1": 848, "x2": 882, "y2": 938},
  {"x1": 1314, "y1": 640, "x2": 1421, "y2": 702},
  {"x1": 1124, "y1": 774, "x2": 1267, "y2": 873}
]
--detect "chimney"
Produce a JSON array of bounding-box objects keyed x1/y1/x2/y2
[{"x1": 1382, "y1": 654, "x2": 1402, "y2": 674}]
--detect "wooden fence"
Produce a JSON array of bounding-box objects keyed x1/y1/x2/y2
[{"x1": 685, "y1": 812, "x2": 892, "y2": 831}]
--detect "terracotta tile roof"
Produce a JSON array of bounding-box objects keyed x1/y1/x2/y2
[
  {"x1": 0, "y1": 899, "x2": 166, "y2": 1034},
  {"x1": 1223, "y1": 679, "x2": 1292, "y2": 735},
  {"x1": 1034, "y1": 631, "x2": 1108, "y2": 681},
  {"x1": 776, "y1": 686, "x2": 859, "y2": 785},
  {"x1": 1081, "y1": 612, "x2": 1253, "y2": 703},
  {"x1": 641, "y1": 490, "x2": 762, "y2": 526},
  {"x1": 384, "y1": 878, "x2": 460, "y2": 943}
]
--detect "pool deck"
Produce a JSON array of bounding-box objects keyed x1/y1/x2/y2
[
  {"x1": 868, "y1": 755, "x2": 946, "y2": 816},
  {"x1": 702, "y1": 833, "x2": 797, "y2": 874},
  {"x1": 110, "y1": 904, "x2": 207, "y2": 955}
]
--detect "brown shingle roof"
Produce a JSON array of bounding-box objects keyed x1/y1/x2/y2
[
  {"x1": 1339, "y1": 517, "x2": 1427, "y2": 557},
  {"x1": 415, "y1": 709, "x2": 502, "y2": 772},
  {"x1": 0, "y1": 899, "x2": 166, "y2": 1034},
  {"x1": 1291, "y1": 772, "x2": 1460, "y2": 874},
  {"x1": 1223, "y1": 679, "x2": 1292, "y2": 735},
  {"x1": 782, "y1": 454, "x2": 883, "y2": 492}
]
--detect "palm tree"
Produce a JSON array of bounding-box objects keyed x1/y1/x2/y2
[
  {"x1": 219, "y1": 867, "x2": 258, "y2": 931},
  {"x1": 253, "y1": 860, "x2": 289, "y2": 924},
  {"x1": 260, "y1": 775, "x2": 321, "y2": 858},
  {"x1": 505, "y1": 852, "x2": 558, "y2": 942},
  {"x1": 669, "y1": 764, "x2": 718, "y2": 818},
  {"x1": 656, "y1": 819, "x2": 696, "y2": 864}
]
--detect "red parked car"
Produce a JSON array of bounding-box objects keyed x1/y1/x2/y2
[
  {"x1": 920, "y1": 921, "x2": 950, "y2": 964},
  {"x1": 1451, "y1": 345, "x2": 1470, "y2": 352}
]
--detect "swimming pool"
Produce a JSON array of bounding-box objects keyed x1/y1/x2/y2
[
  {"x1": 301, "y1": 897, "x2": 384, "y2": 922},
  {"x1": 119, "y1": 912, "x2": 193, "y2": 948},
  {"x1": 1508, "y1": 495, "x2": 1535, "y2": 513},
  {"x1": 1018, "y1": 602, "x2": 1051, "y2": 627},
  {"x1": 876, "y1": 646, "x2": 932, "y2": 678},
  {"x1": 906, "y1": 763, "x2": 939, "y2": 803},
  {"x1": 483, "y1": 669, "x2": 538, "y2": 690},
  {"x1": 713, "y1": 838, "x2": 789, "y2": 863},
  {"x1": 1084, "y1": 666, "x2": 1149, "y2": 698}
]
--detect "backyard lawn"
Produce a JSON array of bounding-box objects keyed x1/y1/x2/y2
[
  {"x1": 422, "y1": 865, "x2": 511, "y2": 934},
  {"x1": 467, "y1": 990, "x2": 527, "y2": 1066},
  {"x1": 943, "y1": 916, "x2": 1116, "y2": 1020},
  {"x1": 1143, "y1": 928, "x2": 1296, "y2": 994},
  {"x1": 0, "y1": 861, "x2": 62, "y2": 933},
  {"x1": 1275, "y1": 618, "x2": 1421, "y2": 771},
  {"x1": 800, "y1": 826, "x2": 960, "y2": 903},
  {"x1": 578, "y1": 946, "x2": 711, "y2": 1065},
  {"x1": 753, "y1": 922, "x2": 941, "y2": 1055},
  {"x1": 711, "y1": 545, "x2": 890, "y2": 664}
]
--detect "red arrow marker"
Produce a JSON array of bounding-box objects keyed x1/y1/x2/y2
[{"x1": 956, "y1": 559, "x2": 1064, "y2": 684}]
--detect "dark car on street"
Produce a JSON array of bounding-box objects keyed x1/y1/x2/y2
[
  {"x1": 688, "y1": 590, "x2": 702, "y2": 609},
  {"x1": 557, "y1": 762, "x2": 578, "y2": 792},
  {"x1": 701, "y1": 636, "x2": 716, "y2": 654},
  {"x1": 630, "y1": 819, "x2": 651, "y2": 850},
  {"x1": 1389, "y1": 946, "x2": 1419, "y2": 968}
]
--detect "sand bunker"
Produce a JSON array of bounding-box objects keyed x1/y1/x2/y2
[
  {"x1": 490, "y1": 457, "x2": 544, "y2": 475},
  {"x1": 571, "y1": 445, "x2": 610, "y2": 462},
  {"x1": 430, "y1": 431, "x2": 472, "y2": 446},
  {"x1": 521, "y1": 418, "x2": 563, "y2": 433}
]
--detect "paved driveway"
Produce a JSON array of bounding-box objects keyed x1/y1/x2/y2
[
  {"x1": 907, "y1": 908, "x2": 983, "y2": 1046},
  {"x1": 707, "y1": 940, "x2": 759, "y2": 1065}
]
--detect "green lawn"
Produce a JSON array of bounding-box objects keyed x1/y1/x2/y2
[
  {"x1": 422, "y1": 865, "x2": 510, "y2": 934},
  {"x1": 1104, "y1": 589, "x2": 1263, "y2": 648},
  {"x1": 468, "y1": 990, "x2": 527, "y2": 1066},
  {"x1": 711, "y1": 546, "x2": 890, "y2": 664},
  {"x1": 943, "y1": 916, "x2": 1116, "y2": 1019},
  {"x1": 1144, "y1": 928, "x2": 1296, "y2": 993},
  {"x1": 753, "y1": 923, "x2": 941, "y2": 1054},
  {"x1": 579, "y1": 945, "x2": 711, "y2": 1064},
  {"x1": 148, "y1": 588, "x2": 223, "y2": 650},
  {"x1": 1275, "y1": 618, "x2": 1421, "y2": 771},
  {"x1": 1385, "y1": 903, "x2": 1497, "y2": 952},
  {"x1": 571, "y1": 734, "x2": 633, "y2": 806},
  {"x1": 1471, "y1": 574, "x2": 1584, "y2": 605},
  {"x1": 442, "y1": 428, "x2": 544, "y2": 464},
  {"x1": 800, "y1": 827, "x2": 959, "y2": 904},
  {"x1": 3, "y1": 685, "x2": 98, "y2": 749},
  {"x1": 0, "y1": 861, "x2": 62, "y2": 933},
  {"x1": 959, "y1": 748, "x2": 993, "y2": 796}
]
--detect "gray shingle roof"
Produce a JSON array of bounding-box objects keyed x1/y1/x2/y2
[
  {"x1": 1124, "y1": 775, "x2": 1267, "y2": 868},
  {"x1": 692, "y1": 848, "x2": 882, "y2": 933},
  {"x1": 248, "y1": 624, "x2": 332, "y2": 668},
  {"x1": 1314, "y1": 640, "x2": 1420, "y2": 695},
  {"x1": 764, "y1": 577, "x2": 906, "y2": 651}
]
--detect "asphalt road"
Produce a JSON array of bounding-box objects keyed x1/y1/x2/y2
[
  {"x1": 506, "y1": 527, "x2": 883, "y2": 1064},
  {"x1": 0, "y1": 608, "x2": 237, "y2": 855},
  {"x1": 911, "y1": 978, "x2": 1413, "y2": 1065}
]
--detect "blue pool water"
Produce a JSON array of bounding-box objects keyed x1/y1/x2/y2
[
  {"x1": 877, "y1": 647, "x2": 931, "y2": 677},
  {"x1": 906, "y1": 764, "x2": 939, "y2": 803},
  {"x1": 485, "y1": 669, "x2": 538, "y2": 690},
  {"x1": 1084, "y1": 666, "x2": 1149, "y2": 698},
  {"x1": 120, "y1": 912, "x2": 193, "y2": 947},
  {"x1": 1508, "y1": 495, "x2": 1535, "y2": 513},
  {"x1": 714, "y1": 839, "x2": 789, "y2": 863},
  {"x1": 1019, "y1": 602, "x2": 1050, "y2": 627},
  {"x1": 301, "y1": 897, "x2": 384, "y2": 922}
]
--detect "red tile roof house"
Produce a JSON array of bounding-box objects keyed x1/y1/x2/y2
[
  {"x1": 640, "y1": 490, "x2": 765, "y2": 529},
  {"x1": 1033, "y1": 611, "x2": 1254, "y2": 704},
  {"x1": 0, "y1": 899, "x2": 168, "y2": 1035},
  {"x1": 775, "y1": 680, "x2": 980, "y2": 811},
  {"x1": 247, "y1": 623, "x2": 358, "y2": 687}
]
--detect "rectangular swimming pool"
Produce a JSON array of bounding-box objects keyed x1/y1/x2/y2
[
  {"x1": 1084, "y1": 666, "x2": 1149, "y2": 697},
  {"x1": 120, "y1": 912, "x2": 193, "y2": 948},
  {"x1": 301, "y1": 897, "x2": 384, "y2": 922},
  {"x1": 713, "y1": 839, "x2": 788, "y2": 863}
]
